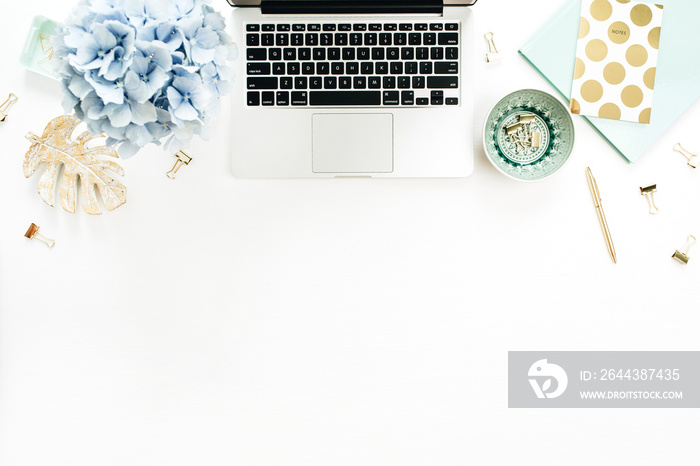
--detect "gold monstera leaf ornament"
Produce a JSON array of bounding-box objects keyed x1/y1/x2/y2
[{"x1": 24, "y1": 115, "x2": 126, "y2": 215}]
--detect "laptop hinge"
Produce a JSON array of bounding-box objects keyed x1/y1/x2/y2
[{"x1": 260, "y1": 0, "x2": 444, "y2": 15}]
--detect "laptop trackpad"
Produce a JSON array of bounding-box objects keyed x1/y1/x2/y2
[{"x1": 312, "y1": 114, "x2": 394, "y2": 174}]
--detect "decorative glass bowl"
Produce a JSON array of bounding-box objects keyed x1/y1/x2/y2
[{"x1": 483, "y1": 89, "x2": 575, "y2": 182}]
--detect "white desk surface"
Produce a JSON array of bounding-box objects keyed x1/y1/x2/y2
[{"x1": 1, "y1": 1, "x2": 699, "y2": 465}]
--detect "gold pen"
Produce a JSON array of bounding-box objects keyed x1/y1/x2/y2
[{"x1": 586, "y1": 167, "x2": 617, "y2": 264}]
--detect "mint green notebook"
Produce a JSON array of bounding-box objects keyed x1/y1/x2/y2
[{"x1": 519, "y1": 0, "x2": 700, "y2": 163}]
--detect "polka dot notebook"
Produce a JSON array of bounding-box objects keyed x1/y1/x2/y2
[
  {"x1": 520, "y1": 0, "x2": 700, "y2": 163},
  {"x1": 571, "y1": 0, "x2": 663, "y2": 123}
]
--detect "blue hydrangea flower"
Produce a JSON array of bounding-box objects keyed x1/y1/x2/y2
[{"x1": 55, "y1": 0, "x2": 235, "y2": 158}]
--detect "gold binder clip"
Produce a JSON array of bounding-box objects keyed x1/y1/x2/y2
[
  {"x1": 0, "y1": 93, "x2": 18, "y2": 122},
  {"x1": 672, "y1": 235, "x2": 696, "y2": 265},
  {"x1": 484, "y1": 32, "x2": 501, "y2": 63},
  {"x1": 167, "y1": 150, "x2": 192, "y2": 179},
  {"x1": 673, "y1": 143, "x2": 697, "y2": 168},
  {"x1": 24, "y1": 223, "x2": 55, "y2": 248},
  {"x1": 639, "y1": 184, "x2": 659, "y2": 214}
]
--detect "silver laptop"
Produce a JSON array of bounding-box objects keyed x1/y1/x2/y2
[{"x1": 227, "y1": 0, "x2": 476, "y2": 178}]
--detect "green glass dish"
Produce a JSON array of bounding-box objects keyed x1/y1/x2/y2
[
  {"x1": 19, "y1": 16, "x2": 60, "y2": 80},
  {"x1": 483, "y1": 89, "x2": 575, "y2": 182}
]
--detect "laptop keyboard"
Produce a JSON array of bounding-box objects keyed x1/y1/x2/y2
[{"x1": 245, "y1": 22, "x2": 460, "y2": 107}]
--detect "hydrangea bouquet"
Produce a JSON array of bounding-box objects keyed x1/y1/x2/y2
[{"x1": 54, "y1": 0, "x2": 235, "y2": 158}]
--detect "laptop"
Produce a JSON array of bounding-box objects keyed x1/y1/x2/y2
[{"x1": 227, "y1": 0, "x2": 476, "y2": 178}]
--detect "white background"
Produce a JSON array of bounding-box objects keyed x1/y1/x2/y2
[{"x1": 1, "y1": 0, "x2": 699, "y2": 465}]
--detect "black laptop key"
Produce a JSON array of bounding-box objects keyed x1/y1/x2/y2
[
  {"x1": 358, "y1": 48, "x2": 370, "y2": 60},
  {"x1": 262, "y1": 24, "x2": 275, "y2": 31},
  {"x1": 247, "y1": 91, "x2": 260, "y2": 106},
  {"x1": 339, "y1": 77, "x2": 352, "y2": 89},
  {"x1": 331, "y1": 62, "x2": 344, "y2": 75},
  {"x1": 328, "y1": 48, "x2": 341, "y2": 60},
  {"x1": 417, "y1": 97, "x2": 429, "y2": 105},
  {"x1": 247, "y1": 24, "x2": 260, "y2": 32},
  {"x1": 401, "y1": 47, "x2": 414, "y2": 60},
  {"x1": 287, "y1": 62, "x2": 300, "y2": 75},
  {"x1": 262, "y1": 91, "x2": 275, "y2": 106},
  {"x1": 361, "y1": 62, "x2": 374, "y2": 74},
  {"x1": 384, "y1": 24, "x2": 397, "y2": 31},
  {"x1": 276, "y1": 34, "x2": 289, "y2": 46},
  {"x1": 427, "y1": 76, "x2": 459, "y2": 89},
  {"x1": 343, "y1": 48, "x2": 355, "y2": 60},
  {"x1": 423, "y1": 33, "x2": 436, "y2": 45},
  {"x1": 409, "y1": 33, "x2": 422, "y2": 45},
  {"x1": 446, "y1": 47, "x2": 459, "y2": 60},
  {"x1": 430, "y1": 23, "x2": 443, "y2": 31},
  {"x1": 402, "y1": 91, "x2": 415, "y2": 105},
  {"x1": 276, "y1": 91, "x2": 289, "y2": 105},
  {"x1": 350, "y1": 33, "x2": 363, "y2": 46},
  {"x1": 247, "y1": 48, "x2": 266, "y2": 61},
  {"x1": 446, "y1": 98, "x2": 459, "y2": 105},
  {"x1": 280, "y1": 77, "x2": 293, "y2": 89},
  {"x1": 269, "y1": 48, "x2": 282, "y2": 60},
  {"x1": 295, "y1": 77, "x2": 308, "y2": 89},
  {"x1": 431, "y1": 90, "x2": 444, "y2": 105},
  {"x1": 293, "y1": 24, "x2": 305, "y2": 31},
  {"x1": 353, "y1": 24, "x2": 367, "y2": 31},
  {"x1": 399, "y1": 24, "x2": 413, "y2": 31},
  {"x1": 365, "y1": 33, "x2": 378, "y2": 46},
  {"x1": 324, "y1": 76, "x2": 337, "y2": 89},
  {"x1": 445, "y1": 23, "x2": 459, "y2": 31},
  {"x1": 261, "y1": 33, "x2": 274, "y2": 46},
  {"x1": 412, "y1": 76, "x2": 425, "y2": 88},
  {"x1": 435, "y1": 62, "x2": 458, "y2": 74},
  {"x1": 291, "y1": 34, "x2": 303, "y2": 46},
  {"x1": 310, "y1": 77, "x2": 323, "y2": 89},
  {"x1": 346, "y1": 62, "x2": 359, "y2": 74},
  {"x1": 284, "y1": 48, "x2": 296, "y2": 60},
  {"x1": 247, "y1": 63, "x2": 271, "y2": 75},
  {"x1": 272, "y1": 63, "x2": 285, "y2": 75},
  {"x1": 376, "y1": 62, "x2": 388, "y2": 74},
  {"x1": 383, "y1": 76, "x2": 396, "y2": 89},
  {"x1": 420, "y1": 62, "x2": 433, "y2": 74},
  {"x1": 317, "y1": 62, "x2": 330, "y2": 75},
  {"x1": 383, "y1": 91, "x2": 400, "y2": 105},
  {"x1": 305, "y1": 33, "x2": 319, "y2": 46},
  {"x1": 321, "y1": 34, "x2": 333, "y2": 46},
  {"x1": 390, "y1": 62, "x2": 403, "y2": 74},
  {"x1": 335, "y1": 33, "x2": 348, "y2": 46},
  {"x1": 431, "y1": 47, "x2": 444, "y2": 60},
  {"x1": 415, "y1": 23, "x2": 428, "y2": 31},
  {"x1": 372, "y1": 48, "x2": 384, "y2": 60},
  {"x1": 323, "y1": 24, "x2": 336, "y2": 31},
  {"x1": 313, "y1": 48, "x2": 326, "y2": 60},
  {"x1": 246, "y1": 34, "x2": 259, "y2": 46},
  {"x1": 369, "y1": 24, "x2": 382, "y2": 31},
  {"x1": 387, "y1": 48, "x2": 399, "y2": 60},
  {"x1": 310, "y1": 91, "x2": 381, "y2": 106},
  {"x1": 416, "y1": 47, "x2": 429, "y2": 60},
  {"x1": 438, "y1": 33, "x2": 459, "y2": 45},
  {"x1": 368, "y1": 76, "x2": 381, "y2": 88},
  {"x1": 398, "y1": 76, "x2": 411, "y2": 88},
  {"x1": 299, "y1": 48, "x2": 311, "y2": 61},
  {"x1": 277, "y1": 24, "x2": 290, "y2": 31},
  {"x1": 248, "y1": 77, "x2": 278, "y2": 90},
  {"x1": 302, "y1": 62, "x2": 315, "y2": 74},
  {"x1": 291, "y1": 91, "x2": 308, "y2": 105},
  {"x1": 308, "y1": 24, "x2": 320, "y2": 31},
  {"x1": 354, "y1": 76, "x2": 367, "y2": 89},
  {"x1": 380, "y1": 33, "x2": 392, "y2": 46},
  {"x1": 405, "y1": 62, "x2": 418, "y2": 74},
  {"x1": 339, "y1": 24, "x2": 352, "y2": 31},
  {"x1": 394, "y1": 33, "x2": 407, "y2": 45}
]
